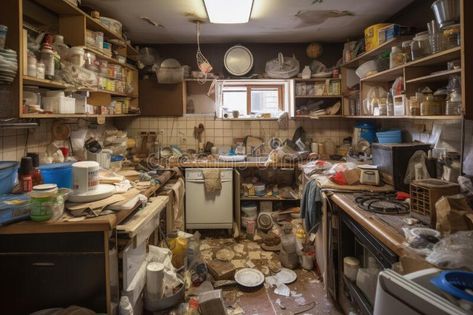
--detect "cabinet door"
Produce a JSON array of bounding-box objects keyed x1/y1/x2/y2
[
  {"x1": 139, "y1": 77, "x2": 185, "y2": 116},
  {"x1": 0, "y1": 253, "x2": 106, "y2": 314},
  {"x1": 462, "y1": 0, "x2": 472, "y2": 120}
]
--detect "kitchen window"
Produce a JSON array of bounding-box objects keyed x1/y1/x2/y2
[{"x1": 217, "y1": 80, "x2": 290, "y2": 118}]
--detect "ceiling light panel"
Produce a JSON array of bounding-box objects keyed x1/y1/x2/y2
[{"x1": 203, "y1": 0, "x2": 254, "y2": 24}]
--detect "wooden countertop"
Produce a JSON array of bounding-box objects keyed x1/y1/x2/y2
[
  {"x1": 0, "y1": 184, "x2": 163, "y2": 235},
  {"x1": 330, "y1": 193, "x2": 407, "y2": 256}
]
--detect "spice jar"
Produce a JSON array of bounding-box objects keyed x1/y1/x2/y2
[
  {"x1": 389, "y1": 46, "x2": 405, "y2": 68},
  {"x1": 411, "y1": 32, "x2": 431, "y2": 60},
  {"x1": 29, "y1": 184, "x2": 66, "y2": 222}
]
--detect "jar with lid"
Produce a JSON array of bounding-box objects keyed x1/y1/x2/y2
[
  {"x1": 386, "y1": 92, "x2": 394, "y2": 116},
  {"x1": 443, "y1": 24, "x2": 460, "y2": 49},
  {"x1": 389, "y1": 46, "x2": 405, "y2": 68},
  {"x1": 401, "y1": 40, "x2": 413, "y2": 62},
  {"x1": 420, "y1": 93, "x2": 442, "y2": 116},
  {"x1": 411, "y1": 32, "x2": 431, "y2": 60},
  {"x1": 69, "y1": 46, "x2": 85, "y2": 67},
  {"x1": 409, "y1": 96, "x2": 420, "y2": 116},
  {"x1": 36, "y1": 62, "x2": 45, "y2": 79},
  {"x1": 27, "y1": 51, "x2": 37, "y2": 77},
  {"x1": 40, "y1": 43, "x2": 55, "y2": 80},
  {"x1": 446, "y1": 90, "x2": 462, "y2": 115},
  {"x1": 29, "y1": 184, "x2": 66, "y2": 222}
]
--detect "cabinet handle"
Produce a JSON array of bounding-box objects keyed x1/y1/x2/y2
[{"x1": 31, "y1": 262, "x2": 55, "y2": 267}]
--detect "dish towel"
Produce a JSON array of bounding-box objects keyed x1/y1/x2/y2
[
  {"x1": 300, "y1": 178, "x2": 323, "y2": 233},
  {"x1": 202, "y1": 169, "x2": 222, "y2": 193},
  {"x1": 169, "y1": 177, "x2": 185, "y2": 229}
]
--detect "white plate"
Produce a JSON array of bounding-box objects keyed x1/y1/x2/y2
[
  {"x1": 224, "y1": 45, "x2": 253, "y2": 76},
  {"x1": 234, "y1": 268, "x2": 264, "y2": 287},
  {"x1": 275, "y1": 268, "x2": 297, "y2": 284},
  {"x1": 68, "y1": 184, "x2": 116, "y2": 203}
]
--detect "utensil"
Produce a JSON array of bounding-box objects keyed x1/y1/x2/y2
[
  {"x1": 224, "y1": 45, "x2": 253, "y2": 76},
  {"x1": 431, "y1": 0, "x2": 460, "y2": 29}
]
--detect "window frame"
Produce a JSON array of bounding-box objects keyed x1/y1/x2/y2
[{"x1": 217, "y1": 79, "x2": 290, "y2": 118}]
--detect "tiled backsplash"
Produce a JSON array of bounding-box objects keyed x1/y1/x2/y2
[
  {"x1": 0, "y1": 121, "x2": 52, "y2": 161},
  {"x1": 124, "y1": 116, "x2": 355, "y2": 152}
]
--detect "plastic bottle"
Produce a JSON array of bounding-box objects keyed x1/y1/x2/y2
[
  {"x1": 41, "y1": 43, "x2": 55, "y2": 80},
  {"x1": 18, "y1": 157, "x2": 34, "y2": 193},
  {"x1": 279, "y1": 224, "x2": 299, "y2": 269},
  {"x1": 389, "y1": 46, "x2": 405, "y2": 69},
  {"x1": 295, "y1": 224, "x2": 306, "y2": 256}
]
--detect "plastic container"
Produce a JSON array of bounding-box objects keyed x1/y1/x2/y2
[
  {"x1": 241, "y1": 204, "x2": 257, "y2": 217},
  {"x1": 0, "y1": 25, "x2": 8, "y2": 49},
  {"x1": 0, "y1": 194, "x2": 30, "y2": 226},
  {"x1": 39, "y1": 163, "x2": 73, "y2": 188},
  {"x1": 69, "y1": 46, "x2": 85, "y2": 67},
  {"x1": 431, "y1": 271, "x2": 473, "y2": 303},
  {"x1": 42, "y1": 96, "x2": 75, "y2": 114},
  {"x1": 29, "y1": 184, "x2": 65, "y2": 222},
  {"x1": 355, "y1": 60, "x2": 377, "y2": 79},
  {"x1": 389, "y1": 46, "x2": 405, "y2": 68},
  {"x1": 376, "y1": 130, "x2": 402, "y2": 144},
  {"x1": 344, "y1": 257, "x2": 360, "y2": 281},
  {"x1": 411, "y1": 32, "x2": 431, "y2": 60},
  {"x1": 0, "y1": 161, "x2": 19, "y2": 194}
]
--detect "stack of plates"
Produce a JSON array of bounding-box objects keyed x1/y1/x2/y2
[{"x1": 0, "y1": 49, "x2": 18, "y2": 84}]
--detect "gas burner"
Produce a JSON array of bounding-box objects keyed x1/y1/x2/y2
[{"x1": 354, "y1": 193, "x2": 410, "y2": 215}]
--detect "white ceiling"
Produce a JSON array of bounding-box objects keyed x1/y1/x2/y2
[{"x1": 82, "y1": 0, "x2": 415, "y2": 44}]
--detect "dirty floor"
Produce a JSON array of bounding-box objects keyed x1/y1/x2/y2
[{"x1": 198, "y1": 237, "x2": 342, "y2": 315}]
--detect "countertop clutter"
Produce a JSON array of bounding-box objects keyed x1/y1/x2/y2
[{"x1": 0, "y1": 0, "x2": 473, "y2": 314}]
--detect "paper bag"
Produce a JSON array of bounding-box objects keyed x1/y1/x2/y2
[{"x1": 435, "y1": 194, "x2": 473, "y2": 234}]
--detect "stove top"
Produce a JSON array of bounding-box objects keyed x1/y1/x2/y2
[{"x1": 354, "y1": 193, "x2": 410, "y2": 215}]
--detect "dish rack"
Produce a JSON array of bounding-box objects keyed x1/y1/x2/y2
[{"x1": 410, "y1": 179, "x2": 460, "y2": 227}]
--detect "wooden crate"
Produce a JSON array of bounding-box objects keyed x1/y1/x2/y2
[{"x1": 410, "y1": 179, "x2": 460, "y2": 227}]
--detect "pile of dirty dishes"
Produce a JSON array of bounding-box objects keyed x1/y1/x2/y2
[{"x1": 0, "y1": 49, "x2": 18, "y2": 84}]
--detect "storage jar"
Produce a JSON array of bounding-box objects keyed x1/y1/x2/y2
[
  {"x1": 70, "y1": 46, "x2": 85, "y2": 67},
  {"x1": 411, "y1": 32, "x2": 431, "y2": 60},
  {"x1": 29, "y1": 184, "x2": 65, "y2": 222},
  {"x1": 443, "y1": 24, "x2": 460, "y2": 49}
]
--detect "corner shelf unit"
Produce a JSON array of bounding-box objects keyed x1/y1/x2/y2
[{"x1": 2, "y1": 0, "x2": 140, "y2": 119}]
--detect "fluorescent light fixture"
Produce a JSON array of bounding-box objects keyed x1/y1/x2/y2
[{"x1": 203, "y1": 0, "x2": 254, "y2": 24}]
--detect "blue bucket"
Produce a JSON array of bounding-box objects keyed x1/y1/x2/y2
[
  {"x1": 376, "y1": 130, "x2": 402, "y2": 144},
  {"x1": 0, "y1": 161, "x2": 19, "y2": 194},
  {"x1": 39, "y1": 163, "x2": 73, "y2": 188}
]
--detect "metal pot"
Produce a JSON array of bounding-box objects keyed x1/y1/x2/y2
[{"x1": 431, "y1": 0, "x2": 460, "y2": 29}]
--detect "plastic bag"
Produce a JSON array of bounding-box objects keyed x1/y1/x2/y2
[{"x1": 426, "y1": 231, "x2": 473, "y2": 270}]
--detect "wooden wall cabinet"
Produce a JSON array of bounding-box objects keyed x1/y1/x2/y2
[{"x1": 139, "y1": 77, "x2": 186, "y2": 116}]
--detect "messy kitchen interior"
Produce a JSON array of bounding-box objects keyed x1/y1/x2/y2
[{"x1": 0, "y1": 0, "x2": 472, "y2": 314}]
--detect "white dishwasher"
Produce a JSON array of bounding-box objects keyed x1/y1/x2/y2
[{"x1": 185, "y1": 168, "x2": 233, "y2": 230}]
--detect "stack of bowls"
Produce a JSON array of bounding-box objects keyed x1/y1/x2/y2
[{"x1": 0, "y1": 49, "x2": 18, "y2": 84}]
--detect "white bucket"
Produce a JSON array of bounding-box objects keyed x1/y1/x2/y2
[{"x1": 72, "y1": 161, "x2": 99, "y2": 193}]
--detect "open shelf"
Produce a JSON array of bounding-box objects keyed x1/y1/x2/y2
[
  {"x1": 408, "y1": 47, "x2": 461, "y2": 67},
  {"x1": 406, "y1": 68, "x2": 461, "y2": 84},
  {"x1": 23, "y1": 76, "x2": 71, "y2": 89},
  {"x1": 20, "y1": 113, "x2": 139, "y2": 119},
  {"x1": 361, "y1": 65, "x2": 404, "y2": 82},
  {"x1": 342, "y1": 37, "x2": 409, "y2": 69},
  {"x1": 84, "y1": 46, "x2": 137, "y2": 70},
  {"x1": 295, "y1": 78, "x2": 341, "y2": 82},
  {"x1": 294, "y1": 115, "x2": 343, "y2": 119}
]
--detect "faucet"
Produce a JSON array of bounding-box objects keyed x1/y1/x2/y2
[{"x1": 251, "y1": 143, "x2": 265, "y2": 157}]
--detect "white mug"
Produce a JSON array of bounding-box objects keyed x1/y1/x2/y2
[{"x1": 72, "y1": 161, "x2": 99, "y2": 193}]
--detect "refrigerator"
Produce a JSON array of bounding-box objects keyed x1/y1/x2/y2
[{"x1": 374, "y1": 269, "x2": 470, "y2": 315}]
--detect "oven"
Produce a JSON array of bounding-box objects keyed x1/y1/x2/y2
[{"x1": 328, "y1": 203, "x2": 399, "y2": 315}]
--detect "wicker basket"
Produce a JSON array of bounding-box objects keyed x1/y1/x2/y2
[{"x1": 410, "y1": 179, "x2": 460, "y2": 227}]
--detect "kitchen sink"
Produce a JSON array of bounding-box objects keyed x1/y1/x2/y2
[{"x1": 246, "y1": 156, "x2": 268, "y2": 163}]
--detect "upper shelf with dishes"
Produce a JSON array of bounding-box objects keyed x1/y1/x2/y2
[
  {"x1": 1, "y1": 0, "x2": 141, "y2": 119},
  {"x1": 340, "y1": 11, "x2": 464, "y2": 120}
]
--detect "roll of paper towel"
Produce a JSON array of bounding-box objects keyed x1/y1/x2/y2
[{"x1": 146, "y1": 262, "x2": 164, "y2": 299}]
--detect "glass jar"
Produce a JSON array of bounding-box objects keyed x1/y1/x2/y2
[
  {"x1": 36, "y1": 62, "x2": 45, "y2": 80},
  {"x1": 29, "y1": 184, "x2": 65, "y2": 222},
  {"x1": 443, "y1": 24, "x2": 461, "y2": 49},
  {"x1": 69, "y1": 46, "x2": 85, "y2": 67},
  {"x1": 401, "y1": 40, "x2": 413, "y2": 62},
  {"x1": 411, "y1": 32, "x2": 431, "y2": 60},
  {"x1": 27, "y1": 51, "x2": 37, "y2": 77},
  {"x1": 446, "y1": 90, "x2": 462, "y2": 115},
  {"x1": 408, "y1": 96, "x2": 420, "y2": 116},
  {"x1": 40, "y1": 44, "x2": 55, "y2": 80},
  {"x1": 429, "y1": 32, "x2": 446, "y2": 54},
  {"x1": 389, "y1": 46, "x2": 405, "y2": 68},
  {"x1": 420, "y1": 94, "x2": 442, "y2": 116}
]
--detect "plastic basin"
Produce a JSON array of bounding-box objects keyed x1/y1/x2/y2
[
  {"x1": 0, "y1": 161, "x2": 19, "y2": 194},
  {"x1": 39, "y1": 163, "x2": 73, "y2": 189}
]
